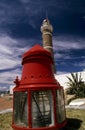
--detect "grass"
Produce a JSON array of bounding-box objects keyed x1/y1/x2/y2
[
  {"x1": 64, "y1": 109, "x2": 85, "y2": 130},
  {"x1": 0, "y1": 109, "x2": 85, "y2": 130},
  {"x1": 0, "y1": 113, "x2": 13, "y2": 130}
]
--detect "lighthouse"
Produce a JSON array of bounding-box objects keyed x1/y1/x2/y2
[
  {"x1": 41, "y1": 19, "x2": 56, "y2": 73},
  {"x1": 12, "y1": 45, "x2": 66, "y2": 130}
]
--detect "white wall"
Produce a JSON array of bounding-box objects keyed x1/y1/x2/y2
[
  {"x1": 55, "y1": 70, "x2": 85, "y2": 90},
  {"x1": 10, "y1": 85, "x2": 15, "y2": 94}
]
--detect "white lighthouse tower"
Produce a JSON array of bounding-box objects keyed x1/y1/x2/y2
[{"x1": 41, "y1": 19, "x2": 56, "y2": 73}]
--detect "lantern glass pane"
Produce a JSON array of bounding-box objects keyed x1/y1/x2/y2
[
  {"x1": 14, "y1": 91, "x2": 28, "y2": 127},
  {"x1": 56, "y1": 89, "x2": 65, "y2": 123},
  {"x1": 32, "y1": 90, "x2": 54, "y2": 128}
]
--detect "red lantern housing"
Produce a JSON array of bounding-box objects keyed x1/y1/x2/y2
[{"x1": 12, "y1": 44, "x2": 66, "y2": 130}]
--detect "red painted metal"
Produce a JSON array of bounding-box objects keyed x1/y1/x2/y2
[
  {"x1": 12, "y1": 44, "x2": 66, "y2": 130},
  {"x1": 28, "y1": 90, "x2": 32, "y2": 128}
]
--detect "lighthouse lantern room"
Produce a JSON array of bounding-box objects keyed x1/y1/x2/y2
[{"x1": 12, "y1": 44, "x2": 66, "y2": 130}]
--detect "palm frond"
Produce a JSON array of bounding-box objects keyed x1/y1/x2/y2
[{"x1": 66, "y1": 72, "x2": 85, "y2": 97}]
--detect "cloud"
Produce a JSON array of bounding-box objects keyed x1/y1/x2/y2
[
  {"x1": 53, "y1": 35, "x2": 85, "y2": 73},
  {"x1": 0, "y1": 35, "x2": 19, "y2": 70},
  {"x1": 0, "y1": 86, "x2": 8, "y2": 91},
  {"x1": 20, "y1": 0, "x2": 85, "y2": 14},
  {"x1": 0, "y1": 35, "x2": 37, "y2": 70},
  {"x1": 54, "y1": 53, "x2": 63, "y2": 59},
  {"x1": 0, "y1": 68, "x2": 21, "y2": 89},
  {"x1": 0, "y1": 45, "x2": 12, "y2": 55},
  {"x1": 54, "y1": 53, "x2": 72, "y2": 61},
  {"x1": 0, "y1": 0, "x2": 42, "y2": 30},
  {"x1": 57, "y1": 71, "x2": 68, "y2": 75},
  {"x1": 0, "y1": 34, "x2": 41, "y2": 88},
  {"x1": 74, "y1": 61, "x2": 85, "y2": 67},
  {"x1": 0, "y1": 0, "x2": 25, "y2": 24},
  {"x1": 0, "y1": 35, "x2": 21, "y2": 88},
  {"x1": 53, "y1": 35, "x2": 85, "y2": 67},
  {"x1": 0, "y1": 0, "x2": 84, "y2": 36},
  {"x1": 0, "y1": 58, "x2": 19, "y2": 70},
  {"x1": 53, "y1": 36, "x2": 85, "y2": 51}
]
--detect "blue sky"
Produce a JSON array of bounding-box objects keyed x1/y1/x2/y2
[{"x1": 0, "y1": 0, "x2": 85, "y2": 91}]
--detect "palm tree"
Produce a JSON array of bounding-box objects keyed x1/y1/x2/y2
[{"x1": 66, "y1": 73, "x2": 85, "y2": 98}]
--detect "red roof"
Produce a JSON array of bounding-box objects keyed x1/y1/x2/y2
[{"x1": 22, "y1": 44, "x2": 52, "y2": 59}]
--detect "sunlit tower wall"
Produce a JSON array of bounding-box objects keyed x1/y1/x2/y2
[{"x1": 41, "y1": 19, "x2": 56, "y2": 73}]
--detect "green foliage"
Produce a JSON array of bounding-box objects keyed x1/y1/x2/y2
[{"x1": 66, "y1": 73, "x2": 85, "y2": 98}]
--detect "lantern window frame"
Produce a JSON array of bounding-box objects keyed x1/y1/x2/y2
[{"x1": 13, "y1": 87, "x2": 66, "y2": 129}]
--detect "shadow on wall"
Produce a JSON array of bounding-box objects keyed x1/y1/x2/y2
[{"x1": 60, "y1": 118, "x2": 82, "y2": 130}]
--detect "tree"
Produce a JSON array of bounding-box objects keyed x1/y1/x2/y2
[{"x1": 66, "y1": 73, "x2": 85, "y2": 98}]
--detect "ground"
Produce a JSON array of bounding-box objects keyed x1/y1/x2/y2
[{"x1": 0, "y1": 95, "x2": 13, "y2": 111}]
